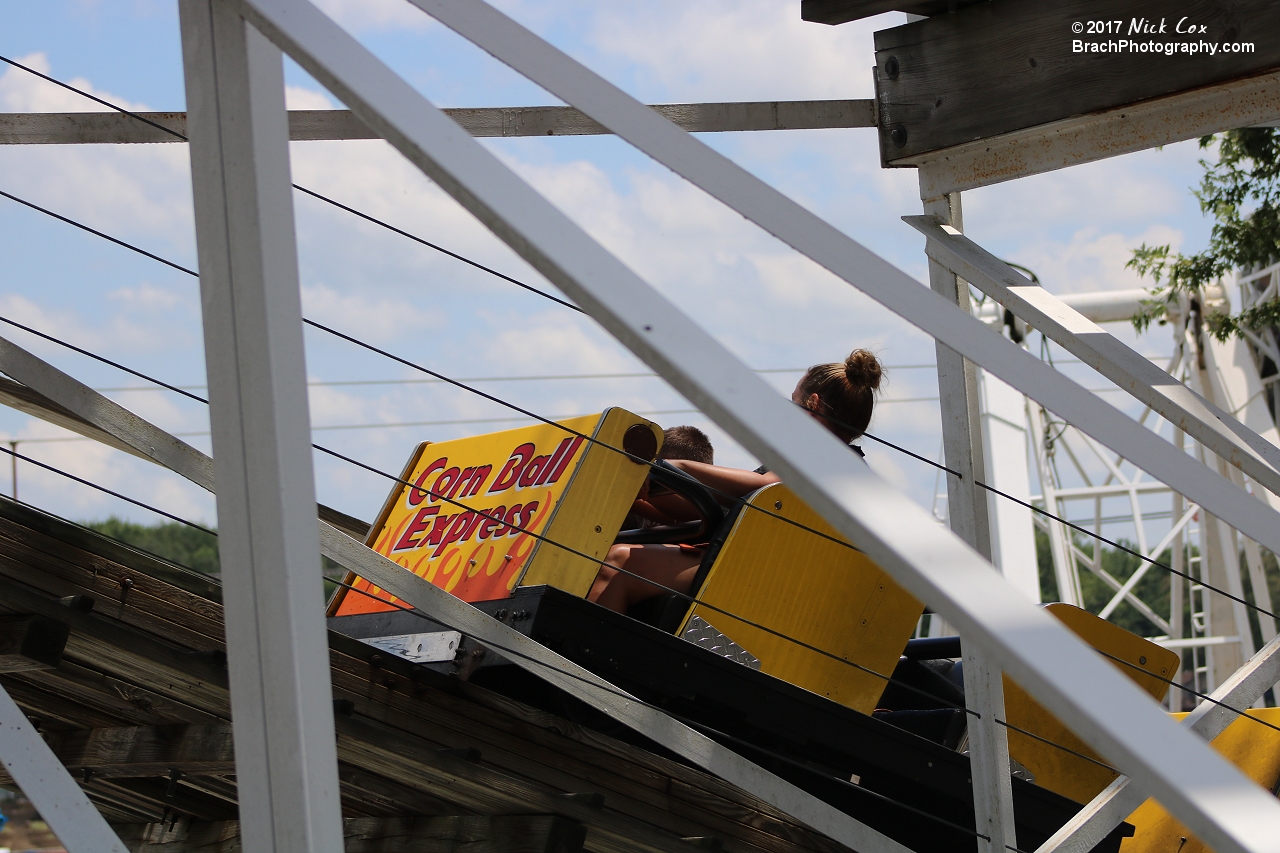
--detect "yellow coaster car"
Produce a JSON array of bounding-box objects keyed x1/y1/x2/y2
[{"x1": 327, "y1": 409, "x2": 1278, "y2": 853}]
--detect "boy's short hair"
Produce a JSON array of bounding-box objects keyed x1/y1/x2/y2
[{"x1": 659, "y1": 425, "x2": 714, "y2": 465}]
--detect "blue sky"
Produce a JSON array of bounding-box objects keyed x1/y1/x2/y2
[{"x1": 0, "y1": 1, "x2": 1218, "y2": 538}]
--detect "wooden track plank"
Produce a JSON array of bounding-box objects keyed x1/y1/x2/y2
[
  {"x1": 0, "y1": 506, "x2": 845, "y2": 853},
  {"x1": 0, "y1": 502, "x2": 222, "y2": 602},
  {"x1": 113, "y1": 815, "x2": 588, "y2": 853},
  {"x1": 13, "y1": 660, "x2": 223, "y2": 727},
  {"x1": 321, "y1": 645, "x2": 842, "y2": 853}
]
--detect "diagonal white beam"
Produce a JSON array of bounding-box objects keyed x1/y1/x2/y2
[
  {"x1": 0, "y1": 685, "x2": 128, "y2": 852},
  {"x1": 317, "y1": 528, "x2": 914, "y2": 853},
  {"x1": 0, "y1": 337, "x2": 214, "y2": 489},
  {"x1": 226, "y1": 1, "x2": 1280, "y2": 849},
  {"x1": 905, "y1": 215, "x2": 1280, "y2": 496},
  {"x1": 1038, "y1": 632, "x2": 1280, "y2": 853},
  {"x1": 377, "y1": 2, "x2": 1280, "y2": 591},
  {"x1": 0, "y1": 337, "x2": 369, "y2": 541},
  {"x1": 0, "y1": 321, "x2": 912, "y2": 853}
]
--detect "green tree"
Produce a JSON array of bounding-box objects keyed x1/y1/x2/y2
[
  {"x1": 1128, "y1": 128, "x2": 1280, "y2": 338},
  {"x1": 82, "y1": 517, "x2": 348, "y2": 599},
  {"x1": 84, "y1": 517, "x2": 220, "y2": 575},
  {"x1": 1034, "y1": 527, "x2": 1175, "y2": 637}
]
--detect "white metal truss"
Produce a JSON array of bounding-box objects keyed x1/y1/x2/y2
[
  {"x1": 1030, "y1": 408, "x2": 1183, "y2": 636},
  {"x1": 206, "y1": 0, "x2": 1280, "y2": 849},
  {"x1": 1025, "y1": 348, "x2": 1266, "y2": 699}
]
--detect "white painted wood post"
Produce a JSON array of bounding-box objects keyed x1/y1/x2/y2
[
  {"x1": 178, "y1": 2, "x2": 344, "y2": 850},
  {"x1": 919, "y1": 183, "x2": 1017, "y2": 853}
]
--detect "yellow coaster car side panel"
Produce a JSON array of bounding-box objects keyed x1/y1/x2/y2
[
  {"x1": 679, "y1": 483, "x2": 923, "y2": 715},
  {"x1": 1119, "y1": 708, "x2": 1280, "y2": 853},
  {"x1": 1003, "y1": 603, "x2": 1180, "y2": 804},
  {"x1": 329, "y1": 409, "x2": 657, "y2": 613},
  {"x1": 519, "y1": 409, "x2": 662, "y2": 597}
]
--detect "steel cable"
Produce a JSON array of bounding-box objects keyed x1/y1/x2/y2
[
  {"x1": 0, "y1": 53, "x2": 579, "y2": 314},
  {"x1": 4, "y1": 54, "x2": 1254, "y2": 796},
  {"x1": 0, "y1": 306, "x2": 976, "y2": 717},
  {"x1": 4, "y1": 185, "x2": 1277, "y2": 748}
]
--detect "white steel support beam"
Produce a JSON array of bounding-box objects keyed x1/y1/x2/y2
[
  {"x1": 0, "y1": 685, "x2": 128, "y2": 852},
  {"x1": 906, "y1": 215, "x2": 1280, "y2": 497},
  {"x1": 917, "y1": 185, "x2": 1016, "y2": 852},
  {"x1": 1038, "y1": 632, "x2": 1280, "y2": 853},
  {"x1": 1026, "y1": 403, "x2": 1080, "y2": 607},
  {"x1": 227, "y1": 1, "x2": 1280, "y2": 848},
  {"x1": 178, "y1": 3, "x2": 343, "y2": 851},
  {"x1": 920, "y1": 192, "x2": 993, "y2": 559},
  {"x1": 0, "y1": 323, "x2": 913, "y2": 853},
  {"x1": 978, "y1": 372, "x2": 1039, "y2": 601}
]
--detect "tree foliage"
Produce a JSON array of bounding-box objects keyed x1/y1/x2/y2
[
  {"x1": 81, "y1": 518, "x2": 348, "y2": 599},
  {"x1": 84, "y1": 517, "x2": 220, "y2": 575},
  {"x1": 1035, "y1": 528, "x2": 1172, "y2": 637},
  {"x1": 1128, "y1": 128, "x2": 1280, "y2": 339}
]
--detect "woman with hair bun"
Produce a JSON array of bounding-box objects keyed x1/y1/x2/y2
[
  {"x1": 588, "y1": 349, "x2": 884, "y2": 613},
  {"x1": 791, "y1": 348, "x2": 883, "y2": 445}
]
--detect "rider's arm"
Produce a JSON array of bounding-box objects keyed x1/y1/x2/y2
[{"x1": 665, "y1": 459, "x2": 780, "y2": 502}]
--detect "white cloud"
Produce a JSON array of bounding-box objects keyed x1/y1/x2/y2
[
  {"x1": 481, "y1": 312, "x2": 639, "y2": 376},
  {"x1": 108, "y1": 282, "x2": 185, "y2": 311},
  {"x1": 571, "y1": 1, "x2": 891, "y2": 102},
  {"x1": 0, "y1": 53, "x2": 150, "y2": 113},
  {"x1": 286, "y1": 85, "x2": 337, "y2": 112},
  {"x1": 301, "y1": 282, "x2": 446, "y2": 342},
  {"x1": 1001, "y1": 224, "x2": 1185, "y2": 297}
]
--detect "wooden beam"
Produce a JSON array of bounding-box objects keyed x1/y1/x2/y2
[
  {"x1": 0, "y1": 101, "x2": 874, "y2": 145},
  {"x1": 0, "y1": 613, "x2": 69, "y2": 672},
  {"x1": 874, "y1": 0, "x2": 1280, "y2": 161},
  {"x1": 0, "y1": 504, "x2": 845, "y2": 853},
  {"x1": 36, "y1": 722, "x2": 235, "y2": 780},
  {"x1": 0, "y1": 377, "x2": 158, "y2": 463},
  {"x1": 912, "y1": 67, "x2": 1280, "y2": 194},
  {"x1": 113, "y1": 815, "x2": 587, "y2": 853}
]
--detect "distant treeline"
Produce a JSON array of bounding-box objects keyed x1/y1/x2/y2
[
  {"x1": 85, "y1": 517, "x2": 221, "y2": 576},
  {"x1": 1035, "y1": 528, "x2": 1279, "y2": 648},
  {"x1": 81, "y1": 518, "x2": 346, "y2": 593},
  {"x1": 79, "y1": 518, "x2": 1276, "y2": 644}
]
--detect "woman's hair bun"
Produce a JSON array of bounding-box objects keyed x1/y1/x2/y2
[{"x1": 844, "y1": 349, "x2": 883, "y2": 390}]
